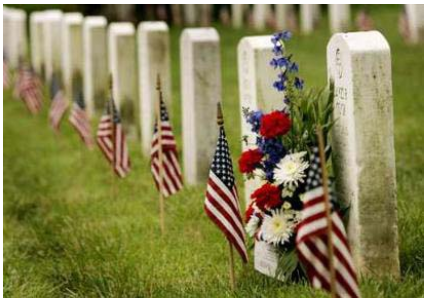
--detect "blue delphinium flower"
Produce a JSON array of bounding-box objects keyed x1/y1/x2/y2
[
  {"x1": 283, "y1": 96, "x2": 290, "y2": 104},
  {"x1": 273, "y1": 80, "x2": 286, "y2": 92},
  {"x1": 277, "y1": 57, "x2": 290, "y2": 68},
  {"x1": 288, "y1": 62, "x2": 299, "y2": 73},
  {"x1": 280, "y1": 31, "x2": 292, "y2": 41},
  {"x1": 294, "y1": 77, "x2": 304, "y2": 90},
  {"x1": 246, "y1": 110, "x2": 263, "y2": 132},
  {"x1": 272, "y1": 44, "x2": 283, "y2": 56},
  {"x1": 278, "y1": 72, "x2": 287, "y2": 82},
  {"x1": 257, "y1": 137, "x2": 286, "y2": 164}
]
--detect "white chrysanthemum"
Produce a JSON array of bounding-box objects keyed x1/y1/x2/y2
[
  {"x1": 245, "y1": 215, "x2": 260, "y2": 237},
  {"x1": 261, "y1": 209, "x2": 300, "y2": 246},
  {"x1": 273, "y1": 152, "x2": 309, "y2": 188}
]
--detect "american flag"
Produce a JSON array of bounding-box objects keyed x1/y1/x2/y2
[
  {"x1": 150, "y1": 99, "x2": 183, "y2": 197},
  {"x1": 49, "y1": 74, "x2": 68, "y2": 131},
  {"x1": 69, "y1": 89, "x2": 93, "y2": 148},
  {"x1": 296, "y1": 146, "x2": 360, "y2": 298},
  {"x1": 96, "y1": 97, "x2": 131, "y2": 178},
  {"x1": 204, "y1": 115, "x2": 248, "y2": 263},
  {"x1": 15, "y1": 64, "x2": 43, "y2": 114}
]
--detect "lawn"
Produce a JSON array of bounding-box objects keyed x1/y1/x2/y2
[{"x1": 3, "y1": 4, "x2": 424, "y2": 298}]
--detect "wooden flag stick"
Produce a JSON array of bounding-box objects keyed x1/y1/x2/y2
[
  {"x1": 316, "y1": 125, "x2": 337, "y2": 298},
  {"x1": 109, "y1": 74, "x2": 117, "y2": 198},
  {"x1": 156, "y1": 74, "x2": 165, "y2": 235},
  {"x1": 217, "y1": 102, "x2": 236, "y2": 291}
]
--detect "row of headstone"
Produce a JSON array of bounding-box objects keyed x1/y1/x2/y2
[
  {"x1": 404, "y1": 4, "x2": 424, "y2": 44},
  {"x1": 237, "y1": 30, "x2": 400, "y2": 280},
  {"x1": 4, "y1": 7, "x2": 403, "y2": 281}
]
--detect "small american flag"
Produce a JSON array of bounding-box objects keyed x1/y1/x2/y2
[
  {"x1": 204, "y1": 110, "x2": 248, "y2": 263},
  {"x1": 15, "y1": 64, "x2": 43, "y2": 114},
  {"x1": 96, "y1": 97, "x2": 131, "y2": 178},
  {"x1": 49, "y1": 74, "x2": 68, "y2": 131},
  {"x1": 150, "y1": 99, "x2": 183, "y2": 197},
  {"x1": 69, "y1": 89, "x2": 93, "y2": 148},
  {"x1": 296, "y1": 146, "x2": 360, "y2": 298}
]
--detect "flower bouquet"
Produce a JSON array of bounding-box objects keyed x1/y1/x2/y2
[{"x1": 239, "y1": 31, "x2": 344, "y2": 281}]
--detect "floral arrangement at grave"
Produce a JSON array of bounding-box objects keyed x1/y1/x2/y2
[{"x1": 239, "y1": 31, "x2": 345, "y2": 281}]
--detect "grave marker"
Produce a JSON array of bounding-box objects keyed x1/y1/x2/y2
[
  {"x1": 83, "y1": 16, "x2": 109, "y2": 117},
  {"x1": 232, "y1": 4, "x2": 245, "y2": 29},
  {"x1": 5, "y1": 9, "x2": 27, "y2": 69},
  {"x1": 329, "y1": 4, "x2": 351, "y2": 33},
  {"x1": 137, "y1": 21, "x2": 172, "y2": 155},
  {"x1": 300, "y1": 4, "x2": 317, "y2": 34},
  {"x1": 180, "y1": 28, "x2": 221, "y2": 185},
  {"x1": 183, "y1": 4, "x2": 197, "y2": 26},
  {"x1": 30, "y1": 12, "x2": 45, "y2": 75},
  {"x1": 405, "y1": 4, "x2": 424, "y2": 44},
  {"x1": 108, "y1": 22, "x2": 138, "y2": 138},
  {"x1": 62, "y1": 13, "x2": 84, "y2": 104},
  {"x1": 42, "y1": 10, "x2": 63, "y2": 84},
  {"x1": 327, "y1": 31, "x2": 400, "y2": 278},
  {"x1": 238, "y1": 36, "x2": 286, "y2": 278}
]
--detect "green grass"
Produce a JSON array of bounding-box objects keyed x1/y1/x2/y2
[{"x1": 3, "y1": 5, "x2": 424, "y2": 298}]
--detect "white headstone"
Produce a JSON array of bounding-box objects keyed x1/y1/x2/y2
[
  {"x1": 62, "y1": 13, "x2": 84, "y2": 103},
  {"x1": 199, "y1": 4, "x2": 213, "y2": 26},
  {"x1": 237, "y1": 36, "x2": 283, "y2": 205},
  {"x1": 405, "y1": 4, "x2": 424, "y2": 44},
  {"x1": 42, "y1": 10, "x2": 63, "y2": 84},
  {"x1": 5, "y1": 9, "x2": 27, "y2": 68},
  {"x1": 183, "y1": 4, "x2": 197, "y2": 26},
  {"x1": 300, "y1": 4, "x2": 317, "y2": 34},
  {"x1": 137, "y1": 21, "x2": 172, "y2": 155},
  {"x1": 253, "y1": 4, "x2": 269, "y2": 31},
  {"x1": 30, "y1": 12, "x2": 45, "y2": 75},
  {"x1": 275, "y1": 4, "x2": 290, "y2": 30},
  {"x1": 108, "y1": 22, "x2": 138, "y2": 137},
  {"x1": 232, "y1": 4, "x2": 244, "y2": 29},
  {"x1": 329, "y1": 4, "x2": 351, "y2": 33},
  {"x1": 3, "y1": 8, "x2": 12, "y2": 63},
  {"x1": 238, "y1": 36, "x2": 286, "y2": 278},
  {"x1": 83, "y1": 16, "x2": 109, "y2": 117},
  {"x1": 327, "y1": 31, "x2": 400, "y2": 278},
  {"x1": 180, "y1": 28, "x2": 221, "y2": 185}
]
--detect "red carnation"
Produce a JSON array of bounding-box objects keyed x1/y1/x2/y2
[
  {"x1": 259, "y1": 110, "x2": 292, "y2": 138},
  {"x1": 250, "y1": 183, "x2": 282, "y2": 211},
  {"x1": 238, "y1": 149, "x2": 263, "y2": 173}
]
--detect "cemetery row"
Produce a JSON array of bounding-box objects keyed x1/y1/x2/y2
[{"x1": 3, "y1": 5, "x2": 405, "y2": 283}]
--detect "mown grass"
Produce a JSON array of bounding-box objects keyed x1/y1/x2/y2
[{"x1": 3, "y1": 5, "x2": 424, "y2": 297}]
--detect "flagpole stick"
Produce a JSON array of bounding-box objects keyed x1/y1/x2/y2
[
  {"x1": 109, "y1": 75, "x2": 117, "y2": 198},
  {"x1": 316, "y1": 125, "x2": 337, "y2": 298},
  {"x1": 156, "y1": 74, "x2": 165, "y2": 236},
  {"x1": 217, "y1": 102, "x2": 236, "y2": 291}
]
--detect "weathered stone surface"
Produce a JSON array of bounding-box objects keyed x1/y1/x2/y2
[
  {"x1": 329, "y1": 4, "x2": 351, "y2": 33},
  {"x1": 108, "y1": 22, "x2": 138, "y2": 138},
  {"x1": 237, "y1": 36, "x2": 283, "y2": 205},
  {"x1": 42, "y1": 10, "x2": 63, "y2": 84},
  {"x1": 137, "y1": 21, "x2": 171, "y2": 155},
  {"x1": 327, "y1": 31, "x2": 400, "y2": 278},
  {"x1": 30, "y1": 11, "x2": 45, "y2": 75},
  {"x1": 83, "y1": 16, "x2": 108, "y2": 117},
  {"x1": 62, "y1": 13, "x2": 84, "y2": 104},
  {"x1": 405, "y1": 4, "x2": 424, "y2": 44},
  {"x1": 180, "y1": 28, "x2": 221, "y2": 185}
]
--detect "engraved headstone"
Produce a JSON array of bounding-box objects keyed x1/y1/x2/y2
[
  {"x1": 137, "y1": 21, "x2": 172, "y2": 155},
  {"x1": 329, "y1": 4, "x2": 351, "y2": 33},
  {"x1": 238, "y1": 36, "x2": 285, "y2": 279},
  {"x1": 108, "y1": 22, "x2": 138, "y2": 138},
  {"x1": 83, "y1": 16, "x2": 109, "y2": 117},
  {"x1": 62, "y1": 13, "x2": 84, "y2": 104},
  {"x1": 180, "y1": 28, "x2": 221, "y2": 185},
  {"x1": 327, "y1": 31, "x2": 400, "y2": 278},
  {"x1": 5, "y1": 9, "x2": 27, "y2": 69}
]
